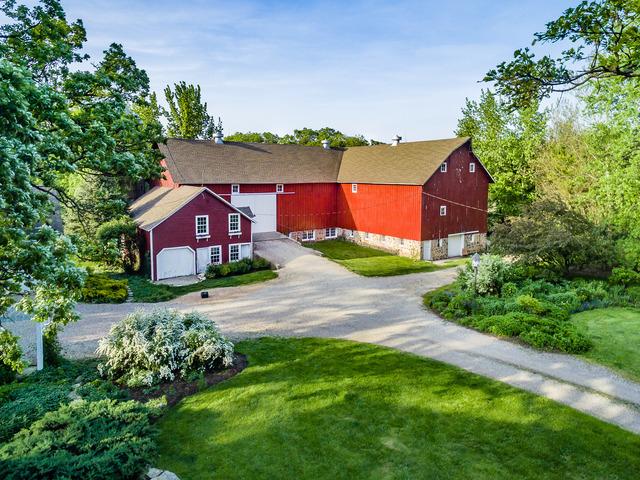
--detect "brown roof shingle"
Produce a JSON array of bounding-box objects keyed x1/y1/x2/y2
[
  {"x1": 130, "y1": 185, "x2": 254, "y2": 231},
  {"x1": 158, "y1": 139, "x2": 342, "y2": 184},
  {"x1": 157, "y1": 136, "x2": 480, "y2": 186},
  {"x1": 337, "y1": 137, "x2": 471, "y2": 185}
]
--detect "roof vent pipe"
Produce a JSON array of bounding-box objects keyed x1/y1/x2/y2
[
  {"x1": 213, "y1": 131, "x2": 224, "y2": 144},
  {"x1": 321, "y1": 139, "x2": 330, "y2": 150},
  {"x1": 391, "y1": 135, "x2": 402, "y2": 146}
]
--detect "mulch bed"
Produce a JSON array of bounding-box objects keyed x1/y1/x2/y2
[{"x1": 125, "y1": 354, "x2": 248, "y2": 407}]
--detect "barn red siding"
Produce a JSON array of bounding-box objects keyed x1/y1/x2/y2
[
  {"x1": 192, "y1": 183, "x2": 338, "y2": 234},
  {"x1": 337, "y1": 184, "x2": 423, "y2": 240},
  {"x1": 421, "y1": 146, "x2": 489, "y2": 240},
  {"x1": 147, "y1": 191, "x2": 252, "y2": 280},
  {"x1": 152, "y1": 159, "x2": 178, "y2": 188},
  {"x1": 278, "y1": 183, "x2": 337, "y2": 233}
]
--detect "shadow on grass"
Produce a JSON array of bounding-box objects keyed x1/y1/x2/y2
[{"x1": 157, "y1": 338, "x2": 640, "y2": 480}]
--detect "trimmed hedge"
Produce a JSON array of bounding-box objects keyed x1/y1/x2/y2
[
  {"x1": 80, "y1": 273, "x2": 128, "y2": 303},
  {"x1": 205, "y1": 256, "x2": 272, "y2": 279}
]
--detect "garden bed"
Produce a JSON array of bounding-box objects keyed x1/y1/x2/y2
[{"x1": 126, "y1": 354, "x2": 247, "y2": 407}]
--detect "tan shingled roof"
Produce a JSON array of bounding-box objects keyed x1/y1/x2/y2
[
  {"x1": 129, "y1": 186, "x2": 254, "y2": 231},
  {"x1": 158, "y1": 139, "x2": 342, "y2": 184},
  {"x1": 337, "y1": 137, "x2": 471, "y2": 185}
]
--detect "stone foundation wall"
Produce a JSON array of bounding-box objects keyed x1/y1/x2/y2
[
  {"x1": 289, "y1": 228, "x2": 341, "y2": 243},
  {"x1": 340, "y1": 229, "x2": 422, "y2": 259},
  {"x1": 462, "y1": 232, "x2": 487, "y2": 256},
  {"x1": 428, "y1": 239, "x2": 449, "y2": 261}
]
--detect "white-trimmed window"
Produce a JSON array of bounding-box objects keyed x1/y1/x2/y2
[
  {"x1": 469, "y1": 162, "x2": 476, "y2": 173},
  {"x1": 351, "y1": 183, "x2": 358, "y2": 193},
  {"x1": 437, "y1": 238, "x2": 444, "y2": 248},
  {"x1": 440, "y1": 205, "x2": 447, "y2": 216},
  {"x1": 440, "y1": 162, "x2": 447, "y2": 173},
  {"x1": 325, "y1": 227, "x2": 337, "y2": 239},
  {"x1": 276, "y1": 184, "x2": 284, "y2": 193},
  {"x1": 210, "y1": 245, "x2": 221, "y2": 265},
  {"x1": 231, "y1": 184, "x2": 240, "y2": 194},
  {"x1": 301, "y1": 230, "x2": 315, "y2": 241},
  {"x1": 195, "y1": 215, "x2": 209, "y2": 236},
  {"x1": 228, "y1": 213, "x2": 240, "y2": 233},
  {"x1": 229, "y1": 244, "x2": 240, "y2": 262}
]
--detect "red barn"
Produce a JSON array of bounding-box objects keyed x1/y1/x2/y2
[
  {"x1": 143, "y1": 135, "x2": 491, "y2": 278},
  {"x1": 130, "y1": 186, "x2": 255, "y2": 280}
]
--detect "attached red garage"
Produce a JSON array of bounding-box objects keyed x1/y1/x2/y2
[{"x1": 130, "y1": 186, "x2": 255, "y2": 281}]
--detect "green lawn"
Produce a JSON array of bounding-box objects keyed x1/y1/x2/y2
[
  {"x1": 571, "y1": 307, "x2": 640, "y2": 381},
  {"x1": 119, "y1": 270, "x2": 277, "y2": 303},
  {"x1": 306, "y1": 239, "x2": 467, "y2": 276},
  {"x1": 157, "y1": 338, "x2": 640, "y2": 480}
]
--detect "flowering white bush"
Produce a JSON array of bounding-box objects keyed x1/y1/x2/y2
[{"x1": 97, "y1": 309, "x2": 234, "y2": 387}]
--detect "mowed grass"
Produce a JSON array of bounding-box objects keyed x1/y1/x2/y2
[
  {"x1": 306, "y1": 239, "x2": 467, "y2": 276},
  {"x1": 571, "y1": 307, "x2": 640, "y2": 381},
  {"x1": 119, "y1": 270, "x2": 277, "y2": 303},
  {"x1": 157, "y1": 338, "x2": 640, "y2": 480}
]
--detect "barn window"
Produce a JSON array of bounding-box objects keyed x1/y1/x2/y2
[
  {"x1": 210, "y1": 245, "x2": 221, "y2": 265},
  {"x1": 301, "y1": 230, "x2": 315, "y2": 241},
  {"x1": 195, "y1": 215, "x2": 209, "y2": 236},
  {"x1": 276, "y1": 184, "x2": 284, "y2": 193},
  {"x1": 228, "y1": 213, "x2": 240, "y2": 233},
  {"x1": 325, "y1": 228, "x2": 337, "y2": 239},
  {"x1": 440, "y1": 205, "x2": 447, "y2": 216},
  {"x1": 231, "y1": 184, "x2": 240, "y2": 194},
  {"x1": 440, "y1": 162, "x2": 447, "y2": 173},
  {"x1": 437, "y1": 238, "x2": 444, "y2": 248},
  {"x1": 469, "y1": 162, "x2": 476, "y2": 173},
  {"x1": 229, "y1": 244, "x2": 240, "y2": 262},
  {"x1": 352, "y1": 183, "x2": 358, "y2": 193}
]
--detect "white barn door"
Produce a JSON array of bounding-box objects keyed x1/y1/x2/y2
[
  {"x1": 156, "y1": 247, "x2": 195, "y2": 280},
  {"x1": 447, "y1": 234, "x2": 464, "y2": 258},
  {"x1": 231, "y1": 194, "x2": 276, "y2": 233}
]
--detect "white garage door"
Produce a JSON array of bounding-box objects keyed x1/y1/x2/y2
[
  {"x1": 231, "y1": 194, "x2": 276, "y2": 233},
  {"x1": 447, "y1": 234, "x2": 464, "y2": 258},
  {"x1": 156, "y1": 247, "x2": 195, "y2": 280}
]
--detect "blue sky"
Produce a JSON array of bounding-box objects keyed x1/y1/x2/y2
[{"x1": 61, "y1": 0, "x2": 575, "y2": 141}]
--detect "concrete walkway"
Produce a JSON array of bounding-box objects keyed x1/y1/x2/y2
[{"x1": 7, "y1": 238, "x2": 640, "y2": 434}]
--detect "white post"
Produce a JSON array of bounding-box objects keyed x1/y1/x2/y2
[{"x1": 35, "y1": 322, "x2": 44, "y2": 371}]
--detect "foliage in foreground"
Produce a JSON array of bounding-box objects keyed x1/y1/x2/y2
[
  {"x1": 97, "y1": 309, "x2": 234, "y2": 387},
  {"x1": 424, "y1": 256, "x2": 640, "y2": 353},
  {"x1": 0, "y1": 359, "x2": 155, "y2": 480},
  {"x1": 0, "y1": 399, "x2": 156, "y2": 480},
  {"x1": 0, "y1": 328, "x2": 26, "y2": 385},
  {"x1": 157, "y1": 337, "x2": 640, "y2": 480}
]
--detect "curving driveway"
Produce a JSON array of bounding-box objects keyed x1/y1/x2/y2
[{"x1": 8, "y1": 238, "x2": 640, "y2": 434}]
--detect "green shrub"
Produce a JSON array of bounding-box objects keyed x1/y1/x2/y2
[
  {"x1": 458, "y1": 254, "x2": 511, "y2": 295},
  {"x1": 609, "y1": 267, "x2": 640, "y2": 286},
  {"x1": 515, "y1": 295, "x2": 546, "y2": 315},
  {"x1": 0, "y1": 383, "x2": 70, "y2": 442},
  {"x1": 80, "y1": 274, "x2": 128, "y2": 303},
  {"x1": 43, "y1": 324, "x2": 63, "y2": 367},
  {"x1": 501, "y1": 282, "x2": 518, "y2": 297},
  {"x1": 0, "y1": 399, "x2": 156, "y2": 480},
  {"x1": 0, "y1": 328, "x2": 25, "y2": 385},
  {"x1": 97, "y1": 309, "x2": 234, "y2": 387},
  {"x1": 627, "y1": 286, "x2": 640, "y2": 304},
  {"x1": 206, "y1": 257, "x2": 273, "y2": 279},
  {"x1": 441, "y1": 292, "x2": 477, "y2": 319}
]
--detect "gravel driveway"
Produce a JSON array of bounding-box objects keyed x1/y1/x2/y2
[{"x1": 7, "y1": 238, "x2": 640, "y2": 434}]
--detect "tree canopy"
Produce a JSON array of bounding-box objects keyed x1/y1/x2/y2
[
  {"x1": 225, "y1": 127, "x2": 377, "y2": 147},
  {"x1": 485, "y1": 0, "x2": 640, "y2": 109},
  {"x1": 163, "y1": 82, "x2": 221, "y2": 139},
  {"x1": 0, "y1": 0, "x2": 162, "y2": 324}
]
